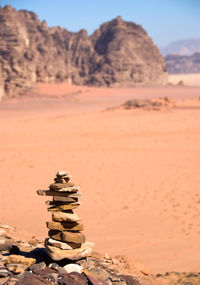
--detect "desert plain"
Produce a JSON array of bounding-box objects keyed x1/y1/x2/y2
[{"x1": 0, "y1": 82, "x2": 200, "y2": 274}]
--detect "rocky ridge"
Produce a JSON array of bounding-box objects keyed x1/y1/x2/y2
[
  {"x1": 0, "y1": 5, "x2": 167, "y2": 99},
  {"x1": 165, "y1": 52, "x2": 200, "y2": 74}
]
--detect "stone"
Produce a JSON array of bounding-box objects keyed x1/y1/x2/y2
[
  {"x1": 45, "y1": 238, "x2": 81, "y2": 250},
  {"x1": 57, "y1": 274, "x2": 80, "y2": 285},
  {"x1": 83, "y1": 269, "x2": 109, "y2": 285},
  {"x1": 48, "y1": 230, "x2": 86, "y2": 244},
  {"x1": 119, "y1": 275, "x2": 140, "y2": 285},
  {"x1": 6, "y1": 276, "x2": 22, "y2": 285},
  {"x1": 0, "y1": 239, "x2": 13, "y2": 251},
  {"x1": 56, "y1": 171, "x2": 68, "y2": 177},
  {"x1": 28, "y1": 238, "x2": 39, "y2": 246},
  {"x1": 29, "y1": 262, "x2": 46, "y2": 273},
  {"x1": 37, "y1": 190, "x2": 81, "y2": 197},
  {"x1": 0, "y1": 224, "x2": 13, "y2": 229},
  {"x1": 17, "y1": 274, "x2": 51, "y2": 285},
  {"x1": 52, "y1": 211, "x2": 81, "y2": 223},
  {"x1": 48, "y1": 203, "x2": 80, "y2": 212},
  {"x1": 54, "y1": 178, "x2": 67, "y2": 183},
  {"x1": 0, "y1": 229, "x2": 5, "y2": 235},
  {"x1": 63, "y1": 264, "x2": 82, "y2": 274},
  {"x1": 46, "y1": 221, "x2": 84, "y2": 231},
  {"x1": 53, "y1": 196, "x2": 78, "y2": 203},
  {"x1": 6, "y1": 255, "x2": 36, "y2": 266},
  {"x1": 49, "y1": 184, "x2": 79, "y2": 192},
  {"x1": 48, "y1": 272, "x2": 59, "y2": 282},
  {"x1": 6, "y1": 263, "x2": 27, "y2": 274},
  {"x1": 68, "y1": 272, "x2": 88, "y2": 285},
  {"x1": 0, "y1": 267, "x2": 10, "y2": 277},
  {"x1": 48, "y1": 263, "x2": 60, "y2": 271},
  {"x1": 30, "y1": 267, "x2": 57, "y2": 278},
  {"x1": 45, "y1": 241, "x2": 94, "y2": 261}
]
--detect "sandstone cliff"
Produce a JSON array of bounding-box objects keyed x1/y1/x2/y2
[{"x1": 0, "y1": 5, "x2": 167, "y2": 98}]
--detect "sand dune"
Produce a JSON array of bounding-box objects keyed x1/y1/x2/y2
[{"x1": 0, "y1": 84, "x2": 200, "y2": 274}]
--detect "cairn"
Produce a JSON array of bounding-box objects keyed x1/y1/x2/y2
[{"x1": 37, "y1": 171, "x2": 94, "y2": 261}]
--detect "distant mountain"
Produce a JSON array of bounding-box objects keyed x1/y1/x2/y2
[
  {"x1": 161, "y1": 38, "x2": 200, "y2": 56},
  {"x1": 165, "y1": 52, "x2": 200, "y2": 74},
  {"x1": 0, "y1": 5, "x2": 167, "y2": 99}
]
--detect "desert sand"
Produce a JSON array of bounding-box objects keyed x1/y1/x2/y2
[
  {"x1": 168, "y1": 73, "x2": 200, "y2": 86},
  {"x1": 0, "y1": 83, "x2": 200, "y2": 274}
]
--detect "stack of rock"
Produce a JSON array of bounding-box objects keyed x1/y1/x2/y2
[{"x1": 37, "y1": 171, "x2": 94, "y2": 261}]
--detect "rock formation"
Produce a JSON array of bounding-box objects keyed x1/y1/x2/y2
[
  {"x1": 165, "y1": 52, "x2": 200, "y2": 74},
  {"x1": 0, "y1": 5, "x2": 167, "y2": 99},
  {"x1": 37, "y1": 171, "x2": 94, "y2": 261}
]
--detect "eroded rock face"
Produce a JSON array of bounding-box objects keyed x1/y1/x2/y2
[{"x1": 0, "y1": 6, "x2": 167, "y2": 99}]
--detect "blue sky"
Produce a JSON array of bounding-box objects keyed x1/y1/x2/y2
[{"x1": 1, "y1": 0, "x2": 199, "y2": 47}]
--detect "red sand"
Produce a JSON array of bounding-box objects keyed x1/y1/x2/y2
[{"x1": 0, "y1": 83, "x2": 200, "y2": 273}]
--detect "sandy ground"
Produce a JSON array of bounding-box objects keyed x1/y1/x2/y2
[
  {"x1": 0, "y1": 83, "x2": 200, "y2": 274},
  {"x1": 168, "y1": 73, "x2": 200, "y2": 86}
]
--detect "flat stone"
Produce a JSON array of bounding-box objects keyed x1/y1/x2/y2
[
  {"x1": 6, "y1": 263, "x2": 27, "y2": 274},
  {"x1": 52, "y1": 211, "x2": 81, "y2": 223},
  {"x1": 68, "y1": 272, "x2": 88, "y2": 285},
  {"x1": 63, "y1": 264, "x2": 82, "y2": 274},
  {"x1": 48, "y1": 203, "x2": 80, "y2": 212},
  {"x1": 45, "y1": 238, "x2": 81, "y2": 250},
  {"x1": 45, "y1": 241, "x2": 94, "y2": 261},
  {"x1": 0, "y1": 224, "x2": 13, "y2": 229},
  {"x1": 53, "y1": 196, "x2": 78, "y2": 203},
  {"x1": 6, "y1": 255, "x2": 36, "y2": 266},
  {"x1": 83, "y1": 269, "x2": 109, "y2": 285},
  {"x1": 0, "y1": 267, "x2": 10, "y2": 277},
  {"x1": 54, "y1": 177, "x2": 67, "y2": 183},
  {"x1": 37, "y1": 190, "x2": 81, "y2": 197},
  {"x1": 0, "y1": 239, "x2": 13, "y2": 251},
  {"x1": 17, "y1": 274, "x2": 51, "y2": 285},
  {"x1": 48, "y1": 230, "x2": 86, "y2": 244},
  {"x1": 57, "y1": 274, "x2": 80, "y2": 285},
  {"x1": 56, "y1": 171, "x2": 68, "y2": 177},
  {"x1": 49, "y1": 183, "x2": 79, "y2": 192},
  {"x1": 46, "y1": 221, "x2": 84, "y2": 231}
]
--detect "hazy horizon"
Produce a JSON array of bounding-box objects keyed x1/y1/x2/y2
[{"x1": 1, "y1": 0, "x2": 199, "y2": 47}]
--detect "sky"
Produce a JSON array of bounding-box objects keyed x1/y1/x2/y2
[{"x1": 0, "y1": 0, "x2": 199, "y2": 47}]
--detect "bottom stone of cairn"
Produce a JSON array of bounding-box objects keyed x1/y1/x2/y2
[
  {"x1": 37, "y1": 171, "x2": 94, "y2": 260},
  {"x1": 45, "y1": 239, "x2": 94, "y2": 261}
]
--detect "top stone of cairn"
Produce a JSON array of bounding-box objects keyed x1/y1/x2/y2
[{"x1": 56, "y1": 171, "x2": 68, "y2": 177}]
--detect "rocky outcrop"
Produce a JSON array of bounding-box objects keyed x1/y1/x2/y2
[
  {"x1": 0, "y1": 5, "x2": 167, "y2": 99},
  {"x1": 165, "y1": 52, "x2": 200, "y2": 74}
]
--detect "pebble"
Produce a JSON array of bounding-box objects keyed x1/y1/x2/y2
[{"x1": 63, "y1": 263, "x2": 83, "y2": 274}]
